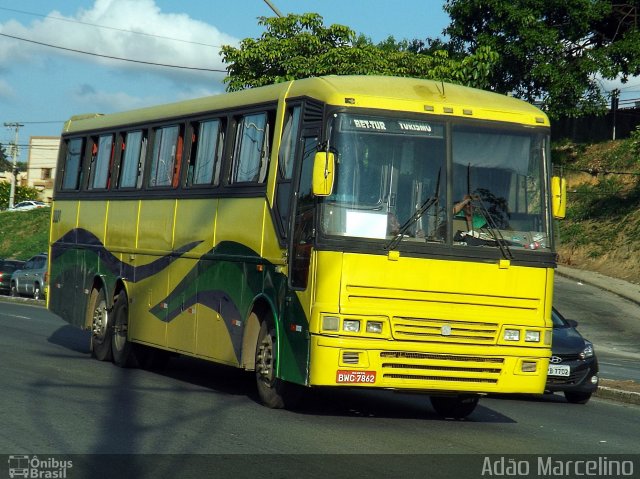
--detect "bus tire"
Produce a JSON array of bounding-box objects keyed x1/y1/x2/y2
[
  {"x1": 255, "y1": 319, "x2": 301, "y2": 409},
  {"x1": 88, "y1": 288, "x2": 112, "y2": 362},
  {"x1": 430, "y1": 395, "x2": 479, "y2": 419},
  {"x1": 111, "y1": 290, "x2": 138, "y2": 368}
]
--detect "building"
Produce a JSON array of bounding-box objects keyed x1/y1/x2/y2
[{"x1": 26, "y1": 136, "x2": 60, "y2": 203}]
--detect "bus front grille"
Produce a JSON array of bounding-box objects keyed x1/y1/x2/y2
[
  {"x1": 379, "y1": 351, "x2": 504, "y2": 384},
  {"x1": 391, "y1": 316, "x2": 499, "y2": 344}
]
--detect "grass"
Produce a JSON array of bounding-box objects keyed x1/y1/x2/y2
[
  {"x1": 0, "y1": 208, "x2": 50, "y2": 260},
  {"x1": 555, "y1": 133, "x2": 640, "y2": 282}
]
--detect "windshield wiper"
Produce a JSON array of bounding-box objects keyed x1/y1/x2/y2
[
  {"x1": 385, "y1": 169, "x2": 441, "y2": 251},
  {"x1": 385, "y1": 196, "x2": 439, "y2": 251}
]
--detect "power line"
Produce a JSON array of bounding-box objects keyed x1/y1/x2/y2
[
  {"x1": 0, "y1": 6, "x2": 222, "y2": 48},
  {"x1": 0, "y1": 32, "x2": 228, "y2": 73}
]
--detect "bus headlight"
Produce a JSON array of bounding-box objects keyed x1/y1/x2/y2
[
  {"x1": 504, "y1": 329, "x2": 520, "y2": 341},
  {"x1": 322, "y1": 316, "x2": 340, "y2": 332},
  {"x1": 343, "y1": 319, "x2": 361, "y2": 333},
  {"x1": 366, "y1": 321, "x2": 383, "y2": 334},
  {"x1": 525, "y1": 330, "x2": 541, "y2": 342}
]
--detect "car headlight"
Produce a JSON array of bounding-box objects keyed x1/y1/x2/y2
[{"x1": 580, "y1": 341, "x2": 594, "y2": 359}]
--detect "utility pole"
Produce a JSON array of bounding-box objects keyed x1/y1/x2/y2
[
  {"x1": 611, "y1": 89, "x2": 620, "y2": 141},
  {"x1": 263, "y1": 0, "x2": 283, "y2": 17},
  {"x1": 3, "y1": 122, "x2": 24, "y2": 209}
]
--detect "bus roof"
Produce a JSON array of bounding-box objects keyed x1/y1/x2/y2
[{"x1": 62, "y1": 75, "x2": 549, "y2": 134}]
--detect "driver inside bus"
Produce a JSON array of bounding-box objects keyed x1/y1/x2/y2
[{"x1": 453, "y1": 195, "x2": 487, "y2": 230}]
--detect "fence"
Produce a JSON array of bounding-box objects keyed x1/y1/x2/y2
[{"x1": 551, "y1": 106, "x2": 640, "y2": 143}]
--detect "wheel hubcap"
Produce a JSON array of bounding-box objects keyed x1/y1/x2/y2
[
  {"x1": 256, "y1": 336, "x2": 275, "y2": 383},
  {"x1": 92, "y1": 300, "x2": 108, "y2": 342}
]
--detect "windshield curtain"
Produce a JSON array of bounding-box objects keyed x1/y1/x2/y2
[{"x1": 319, "y1": 113, "x2": 550, "y2": 252}]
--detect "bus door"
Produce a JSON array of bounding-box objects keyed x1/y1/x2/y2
[{"x1": 280, "y1": 127, "x2": 320, "y2": 385}]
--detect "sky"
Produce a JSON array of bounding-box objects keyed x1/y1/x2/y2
[
  {"x1": 0, "y1": 0, "x2": 451, "y2": 161},
  {"x1": 1, "y1": 0, "x2": 638, "y2": 163}
]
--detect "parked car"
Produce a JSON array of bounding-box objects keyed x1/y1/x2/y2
[
  {"x1": 546, "y1": 307, "x2": 599, "y2": 404},
  {"x1": 0, "y1": 259, "x2": 25, "y2": 294},
  {"x1": 10, "y1": 253, "x2": 48, "y2": 300},
  {"x1": 7, "y1": 200, "x2": 49, "y2": 212}
]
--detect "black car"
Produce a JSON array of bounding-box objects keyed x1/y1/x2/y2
[
  {"x1": 546, "y1": 307, "x2": 599, "y2": 404},
  {"x1": 0, "y1": 259, "x2": 25, "y2": 294}
]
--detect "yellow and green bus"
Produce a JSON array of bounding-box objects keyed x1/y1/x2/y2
[{"x1": 49, "y1": 75, "x2": 564, "y2": 418}]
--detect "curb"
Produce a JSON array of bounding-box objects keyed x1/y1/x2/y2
[{"x1": 595, "y1": 386, "x2": 640, "y2": 406}]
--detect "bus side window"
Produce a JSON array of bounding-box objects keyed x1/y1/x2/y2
[
  {"x1": 231, "y1": 112, "x2": 272, "y2": 184},
  {"x1": 60, "y1": 137, "x2": 85, "y2": 190},
  {"x1": 88, "y1": 134, "x2": 114, "y2": 190},
  {"x1": 149, "y1": 125, "x2": 182, "y2": 188},
  {"x1": 187, "y1": 119, "x2": 224, "y2": 186},
  {"x1": 290, "y1": 134, "x2": 319, "y2": 289},
  {"x1": 118, "y1": 130, "x2": 147, "y2": 189},
  {"x1": 275, "y1": 105, "x2": 301, "y2": 238}
]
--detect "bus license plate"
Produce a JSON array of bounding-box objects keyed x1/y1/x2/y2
[
  {"x1": 336, "y1": 370, "x2": 377, "y2": 384},
  {"x1": 548, "y1": 365, "x2": 570, "y2": 377}
]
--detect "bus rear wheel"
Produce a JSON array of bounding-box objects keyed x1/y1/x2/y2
[
  {"x1": 430, "y1": 395, "x2": 479, "y2": 419},
  {"x1": 255, "y1": 319, "x2": 300, "y2": 409},
  {"x1": 88, "y1": 288, "x2": 112, "y2": 361},
  {"x1": 111, "y1": 290, "x2": 138, "y2": 368}
]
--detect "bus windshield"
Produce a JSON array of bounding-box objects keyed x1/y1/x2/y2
[{"x1": 319, "y1": 113, "x2": 551, "y2": 252}]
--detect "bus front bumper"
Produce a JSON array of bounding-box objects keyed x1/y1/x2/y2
[{"x1": 308, "y1": 335, "x2": 549, "y2": 395}]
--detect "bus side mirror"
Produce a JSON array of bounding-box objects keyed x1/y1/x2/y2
[
  {"x1": 312, "y1": 151, "x2": 335, "y2": 197},
  {"x1": 551, "y1": 176, "x2": 566, "y2": 219}
]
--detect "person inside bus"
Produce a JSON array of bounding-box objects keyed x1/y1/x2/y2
[{"x1": 453, "y1": 195, "x2": 487, "y2": 230}]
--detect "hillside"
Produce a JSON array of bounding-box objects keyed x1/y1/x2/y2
[
  {"x1": 554, "y1": 129, "x2": 640, "y2": 284},
  {"x1": 0, "y1": 208, "x2": 50, "y2": 260}
]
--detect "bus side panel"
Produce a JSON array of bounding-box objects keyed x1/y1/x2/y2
[
  {"x1": 137, "y1": 199, "x2": 175, "y2": 252},
  {"x1": 72, "y1": 201, "x2": 109, "y2": 323},
  {"x1": 215, "y1": 198, "x2": 265, "y2": 256},
  {"x1": 165, "y1": 257, "x2": 197, "y2": 353},
  {"x1": 105, "y1": 200, "x2": 139, "y2": 251},
  {"x1": 124, "y1": 199, "x2": 175, "y2": 348},
  {"x1": 49, "y1": 200, "x2": 81, "y2": 325},
  {"x1": 194, "y1": 256, "x2": 244, "y2": 365},
  {"x1": 129, "y1": 255, "x2": 167, "y2": 347},
  {"x1": 167, "y1": 199, "x2": 216, "y2": 355}
]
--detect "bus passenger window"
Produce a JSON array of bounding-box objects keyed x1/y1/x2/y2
[
  {"x1": 149, "y1": 125, "x2": 181, "y2": 188},
  {"x1": 232, "y1": 112, "x2": 271, "y2": 184},
  {"x1": 89, "y1": 134, "x2": 114, "y2": 189},
  {"x1": 188, "y1": 119, "x2": 223, "y2": 186},
  {"x1": 61, "y1": 138, "x2": 85, "y2": 190},
  {"x1": 118, "y1": 131, "x2": 147, "y2": 189}
]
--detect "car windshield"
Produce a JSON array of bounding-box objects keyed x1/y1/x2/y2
[
  {"x1": 319, "y1": 113, "x2": 551, "y2": 252},
  {"x1": 551, "y1": 309, "x2": 570, "y2": 328}
]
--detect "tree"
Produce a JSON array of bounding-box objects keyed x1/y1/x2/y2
[
  {"x1": 0, "y1": 143, "x2": 12, "y2": 172},
  {"x1": 0, "y1": 182, "x2": 40, "y2": 210},
  {"x1": 220, "y1": 13, "x2": 498, "y2": 92},
  {"x1": 442, "y1": 0, "x2": 640, "y2": 118}
]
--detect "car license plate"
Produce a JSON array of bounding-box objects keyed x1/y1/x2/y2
[
  {"x1": 548, "y1": 365, "x2": 570, "y2": 377},
  {"x1": 336, "y1": 370, "x2": 377, "y2": 384}
]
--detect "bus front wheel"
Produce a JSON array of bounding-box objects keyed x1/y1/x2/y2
[
  {"x1": 430, "y1": 395, "x2": 479, "y2": 419},
  {"x1": 255, "y1": 319, "x2": 300, "y2": 409}
]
